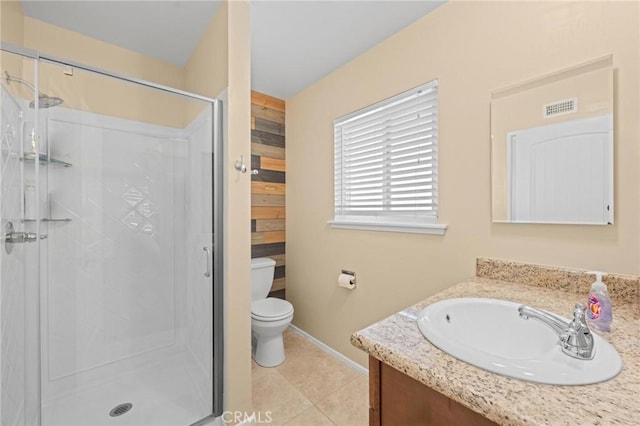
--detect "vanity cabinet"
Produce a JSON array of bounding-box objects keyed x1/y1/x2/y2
[{"x1": 368, "y1": 357, "x2": 498, "y2": 426}]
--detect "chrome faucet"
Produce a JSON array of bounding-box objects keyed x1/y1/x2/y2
[{"x1": 518, "y1": 303, "x2": 595, "y2": 360}]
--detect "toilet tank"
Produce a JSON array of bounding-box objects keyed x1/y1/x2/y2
[{"x1": 251, "y1": 257, "x2": 276, "y2": 301}]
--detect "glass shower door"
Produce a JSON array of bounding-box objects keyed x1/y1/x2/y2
[
  {"x1": 36, "y1": 59, "x2": 218, "y2": 426},
  {"x1": 1, "y1": 50, "x2": 41, "y2": 426}
]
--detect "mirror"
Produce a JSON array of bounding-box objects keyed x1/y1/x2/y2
[{"x1": 491, "y1": 55, "x2": 613, "y2": 225}]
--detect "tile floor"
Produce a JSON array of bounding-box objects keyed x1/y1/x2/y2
[{"x1": 251, "y1": 328, "x2": 369, "y2": 426}]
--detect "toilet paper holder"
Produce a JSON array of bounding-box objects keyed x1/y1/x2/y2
[{"x1": 338, "y1": 270, "x2": 357, "y2": 289}]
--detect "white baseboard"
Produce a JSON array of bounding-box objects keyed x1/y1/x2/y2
[{"x1": 288, "y1": 325, "x2": 368, "y2": 376}]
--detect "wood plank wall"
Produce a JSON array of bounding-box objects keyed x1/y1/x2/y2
[{"x1": 251, "y1": 91, "x2": 286, "y2": 298}]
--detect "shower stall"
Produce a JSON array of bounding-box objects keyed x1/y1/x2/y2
[{"x1": 0, "y1": 45, "x2": 223, "y2": 426}]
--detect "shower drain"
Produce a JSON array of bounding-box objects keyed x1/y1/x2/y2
[{"x1": 109, "y1": 403, "x2": 133, "y2": 417}]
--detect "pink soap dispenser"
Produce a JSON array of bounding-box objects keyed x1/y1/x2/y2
[{"x1": 586, "y1": 271, "x2": 612, "y2": 332}]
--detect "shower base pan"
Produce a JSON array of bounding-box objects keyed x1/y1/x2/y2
[{"x1": 42, "y1": 351, "x2": 211, "y2": 426}]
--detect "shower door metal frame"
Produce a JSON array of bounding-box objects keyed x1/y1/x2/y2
[{"x1": 1, "y1": 41, "x2": 225, "y2": 425}]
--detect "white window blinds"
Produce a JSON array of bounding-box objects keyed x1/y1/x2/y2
[{"x1": 334, "y1": 80, "x2": 439, "y2": 227}]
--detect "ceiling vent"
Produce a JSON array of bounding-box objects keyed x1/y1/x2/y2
[{"x1": 543, "y1": 98, "x2": 577, "y2": 118}]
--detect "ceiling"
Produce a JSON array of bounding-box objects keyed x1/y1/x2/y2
[{"x1": 20, "y1": 0, "x2": 445, "y2": 99}]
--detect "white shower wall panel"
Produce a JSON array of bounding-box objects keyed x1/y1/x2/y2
[{"x1": 42, "y1": 110, "x2": 188, "y2": 392}]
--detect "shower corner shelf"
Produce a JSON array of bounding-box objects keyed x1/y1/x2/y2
[
  {"x1": 20, "y1": 153, "x2": 72, "y2": 167},
  {"x1": 22, "y1": 218, "x2": 72, "y2": 223}
]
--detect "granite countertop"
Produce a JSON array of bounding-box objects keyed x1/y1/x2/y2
[{"x1": 351, "y1": 277, "x2": 640, "y2": 426}]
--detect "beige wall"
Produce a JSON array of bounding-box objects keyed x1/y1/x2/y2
[
  {"x1": 286, "y1": 1, "x2": 639, "y2": 367},
  {"x1": 1, "y1": 1, "x2": 23, "y2": 46},
  {"x1": 1, "y1": 1, "x2": 25, "y2": 84},
  {"x1": 226, "y1": 0, "x2": 252, "y2": 414}
]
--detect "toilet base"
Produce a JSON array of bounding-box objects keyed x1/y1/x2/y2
[
  {"x1": 253, "y1": 333, "x2": 285, "y2": 367},
  {"x1": 251, "y1": 315, "x2": 293, "y2": 368}
]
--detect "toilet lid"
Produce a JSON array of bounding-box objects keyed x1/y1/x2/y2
[{"x1": 252, "y1": 298, "x2": 294, "y2": 321}]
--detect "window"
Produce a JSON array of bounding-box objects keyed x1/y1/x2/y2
[{"x1": 330, "y1": 80, "x2": 446, "y2": 234}]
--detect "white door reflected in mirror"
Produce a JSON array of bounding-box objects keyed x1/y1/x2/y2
[{"x1": 507, "y1": 114, "x2": 612, "y2": 224}]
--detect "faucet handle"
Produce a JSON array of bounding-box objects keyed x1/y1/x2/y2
[
  {"x1": 575, "y1": 303, "x2": 592, "y2": 324},
  {"x1": 562, "y1": 302, "x2": 594, "y2": 360},
  {"x1": 571, "y1": 303, "x2": 589, "y2": 328}
]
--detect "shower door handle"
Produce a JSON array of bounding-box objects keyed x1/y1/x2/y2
[{"x1": 203, "y1": 246, "x2": 212, "y2": 278}]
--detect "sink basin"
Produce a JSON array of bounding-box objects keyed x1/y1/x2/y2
[{"x1": 417, "y1": 298, "x2": 622, "y2": 385}]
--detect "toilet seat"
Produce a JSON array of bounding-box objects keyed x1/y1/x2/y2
[{"x1": 251, "y1": 298, "x2": 294, "y2": 321}]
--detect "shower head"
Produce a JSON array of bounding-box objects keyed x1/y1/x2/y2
[
  {"x1": 30, "y1": 94, "x2": 64, "y2": 109},
  {"x1": 3, "y1": 71, "x2": 64, "y2": 109}
]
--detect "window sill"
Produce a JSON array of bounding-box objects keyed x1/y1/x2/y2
[{"x1": 327, "y1": 220, "x2": 447, "y2": 235}]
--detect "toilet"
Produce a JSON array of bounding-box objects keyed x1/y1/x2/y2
[{"x1": 251, "y1": 257, "x2": 294, "y2": 367}]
